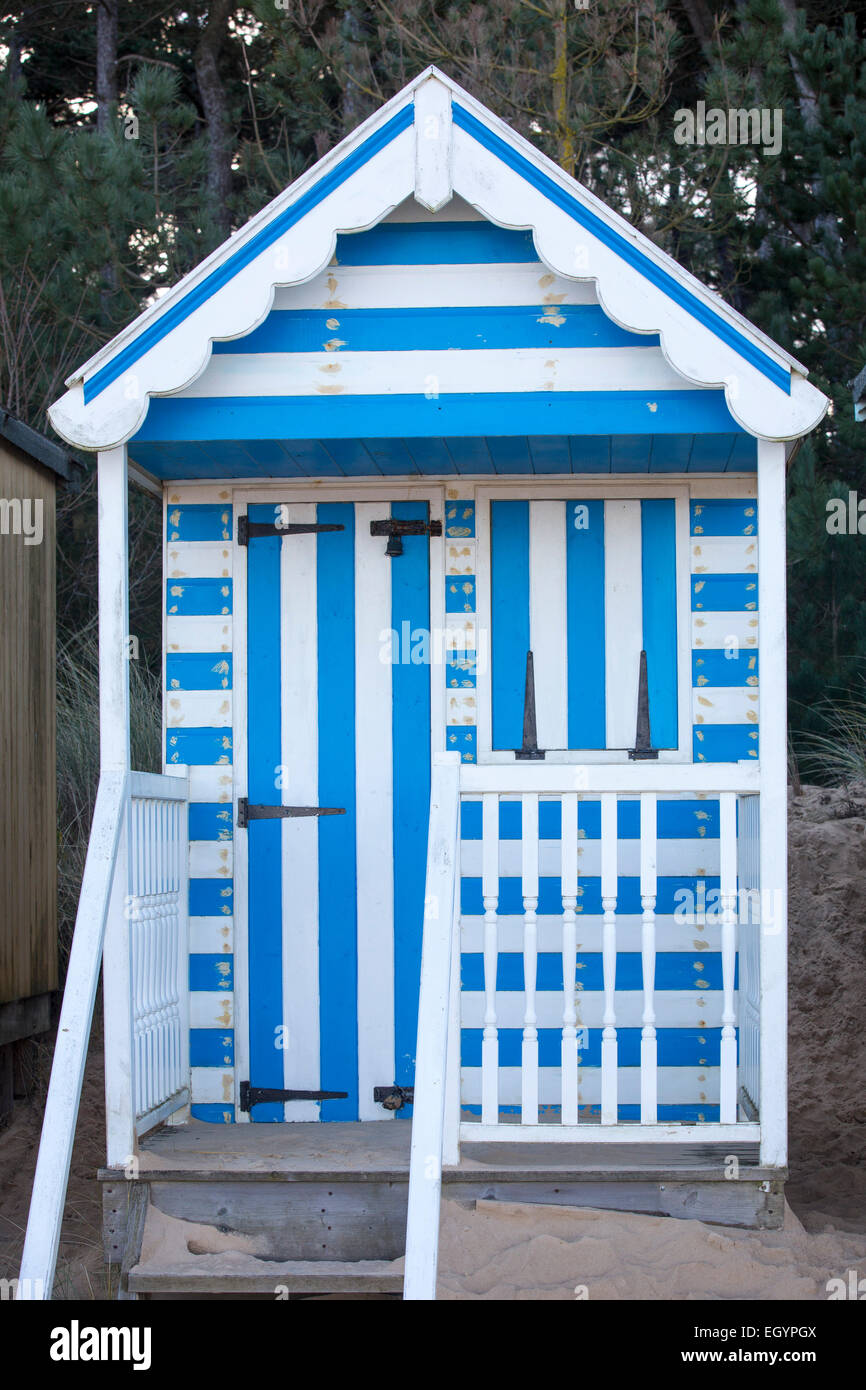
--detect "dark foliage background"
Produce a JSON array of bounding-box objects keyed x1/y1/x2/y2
[{"x1": 1, "y1": 0, "x2": 865, "y2": 767}]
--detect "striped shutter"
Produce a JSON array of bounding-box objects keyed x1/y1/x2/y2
[{"x1": 490, "y1": 499, "x2": 678, "y2": 751}]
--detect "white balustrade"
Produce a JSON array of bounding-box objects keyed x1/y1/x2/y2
[
  {"x1": 521, "y1": 793, "x2": 539, "y2": 1124},
  {"x1": 600, "y1": 791, "x2": 618, "y2": 1125},
  {"x1": 560, "y1": 792, "x2": 579, "y2": 1125},
  {"x1": 481, "y1": 791, "x2": 499, "y2": 1125},
  {"x1": 639, "y1": 792, "x2": 658, "y2": 1125},
  {"x1": 719, "y1": 791, "x2": 739, "y2": 1124}
]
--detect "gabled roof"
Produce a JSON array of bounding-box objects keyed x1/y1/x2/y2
[{"x1": 49, "y1": 67, "x2": 827, "y2": 451}]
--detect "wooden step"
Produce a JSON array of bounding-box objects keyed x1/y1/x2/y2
[{"x1": 128, "y1": 1257, "x2": 403, "y2": 1295}]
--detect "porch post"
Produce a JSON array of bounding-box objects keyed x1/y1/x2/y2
[
  {"x1": 98, "y1": 445, "x2": 135, "y2": 1168},
  {"x1": 757, "y1": 438, "x2": 787, "y2": 1169}
]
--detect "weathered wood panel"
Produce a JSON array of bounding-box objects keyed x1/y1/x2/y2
[{"x1": 0, "y1": 440, "x2": 57, "y2": 1009}]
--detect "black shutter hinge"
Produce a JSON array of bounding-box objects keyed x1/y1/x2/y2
[
  {"x1": 237, "y1": 798, "x2": 345, "y2": 828},
  {"x1": 370, "y1": 518, "x2": 442, "y2": 556},
  {"x1": 373, "y1": 1085, "x2": 414, "y2": 1110},
  {"x1": 237, "y1": 515, "x2": 344, "y2": 546},
  {"x1": 240, "y1": 1082, "x2": 348, "y2": 1111}
]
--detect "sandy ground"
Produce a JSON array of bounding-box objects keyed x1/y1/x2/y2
[{"x1": 1, "y1": 783, "x2": 864, "y2": 1301}]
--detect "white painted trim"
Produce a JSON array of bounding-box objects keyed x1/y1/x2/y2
[
  {"x1": 414, "y1": 72, "x2": 452, "y2": 212},
  {"x1": 529, "y1": 502, "x2": 568, "y2": 748},
  {"x1": 354, "y1": 502, "x2": 395, "y2": 1122},
  {"x1": 98, "y1": 446, "x2": 130, "y2": 771},
  {"x1": 280, "y1": 504, "x2": 321, "y2": 1121},
  {"x1": 460, "y1": 1123, "x2": 761, "y2": 1144},
  {"x1": 230, "y1": 486, "x2": 250, "y2": 1120},
  {"x1": 459, "y1": 762, "x2": 759, "y2": 794},
  {"x1": 756, "y1": 439, "x2": 787, "y2": 1168},
  {"x1": 604, "y1": 500, "x2": 643, "y2": 749}
]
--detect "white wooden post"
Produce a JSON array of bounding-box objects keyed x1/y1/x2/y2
[
  {"x1": 560, "y1": 792, "x2": 579, "y2": 1125},
  {"x1": 600, "y1": 792, "x2": 618, "y2": 1124},
  {"x1": 757, "y1": 439, "x2": 788, "y2": 1167},
  {"x1": 640, "y1": 793, "x2": 658, "y2": 1124},
  {"x1": 481, "y1": 792, "x2": 500, "y2": 1125},
  {"x1": 404, "y1": 751, "x2": 460, "y2": 1301},
  {"x1": 521, "y1": 792, "x2": 539, "y2": 1123},
  {"x1": 719, "y1": 792, "x2": 739, "y2": 1123},
  {"x1": 98, "y1": 444, "x2": 135, "y2": 1168}
]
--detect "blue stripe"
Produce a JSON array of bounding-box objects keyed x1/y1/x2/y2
[
  {"x1": 447, "y1": 726, "x2": 477, "y2": 762},
  {"x1": 167, "y1": 652, "x2": 233, "y2": 691},
  {"x1": 641, "y1": 499, "x2": 678, "y2": 748},
  {"x1": 693, "y1": 725, "x2": 759, "y2": 762},
  {"x1": 566, "y1": 500, "x2": 605, "y2": 747},
  {"x1": 460, "y1": 798, "x2": 721, "y2": 841},
  {"x1": 190, "y1": 1029, "x2": 235, "y2": 1066},
  {"x1": 692, "y1": 650, "x2": 758, "y2": 686},
  {"x1": 211, "y1": 304, "x2": 660, "y2": 355},
  {"x1": 461, "y1": 876, "x2": 721, "y2": 916},
  {"x1": 317, "y1": 504, "x2": 359, "y2": 1120},
  {"x1": 189, "y1": 879, "x2": 234, "y2": 916},
  {"x1": 690, "y1": 499, "x2": 757, "y2": 536},
  {"x1": 460, "y1": 951, "x2": 726, "y2": 992},
  {"x1": 166, "y1": 503, "x2": 232, "y2": 541},
  {"x1": 166, "y1": 727, "x2": 232, "y2": 765},
  {"x1": 691, "y1": 574, "x2": 758, "y2": 611},
  {"x1": 166, "y1": 577, "x2": 232, "y2": 616},
  {"x1": 453, "y1": 103, "x2": 790, "y2": 394},
  {"x1": 391, "y1": 502, "x2": 432, "y2": 1109},
  {"x1": 84, "y1": 105, "x2": 414, "y2": 401},
  {"x1": 334, "y1": 222, "x2": 536, "y2": 264},
  {"x1": 191, "y1": 1103, "x2": 234, "y2": 1123},
  {"x1": 134, "y1": 390, "x2": 745, "y2": 442},
  {"x1": 461, "y1": 1028, "x2": 723, "y2": 1068},
  {"x1": 246, "y1": 504, "x2": 284, "y2": 1121},
  {"x1": 491, "y1": 501, "x2": 529, "y2": 750},
  {"x1": 188, "y1": 803, "x2": 234, "y2": 841},
  {"x1": 189, "y1": 954, "x2": 233, "y2": 991},
  {"x1": 445, "y1": 574, "x2": 475, "y2": 612}
]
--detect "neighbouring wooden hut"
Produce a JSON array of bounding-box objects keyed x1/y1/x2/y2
[{"x1": 0, "y1": 409, "x2": 79, "y2": 1122}]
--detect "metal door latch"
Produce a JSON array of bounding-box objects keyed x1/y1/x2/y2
[
  {"x1": 237, "y1": 798, "x2": 345, "y2": 828},
  {"x1": 370, "y1": 518, "x2": 442, "y2": 556},
  {"x1": 237, "y1": 516, "x2": 344, "y2": 545},
  {"x1": 373, "y1": 1085, "x2": 414, "y2": 1110}
]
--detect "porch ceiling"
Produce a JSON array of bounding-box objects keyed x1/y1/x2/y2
[{"x1": 130, "y1": 431, "x2": 757, "y2": 480}]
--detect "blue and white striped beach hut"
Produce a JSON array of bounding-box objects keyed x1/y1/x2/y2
[{"x1": 22, "y1": 68, "x2": 828, "y2": 1301}]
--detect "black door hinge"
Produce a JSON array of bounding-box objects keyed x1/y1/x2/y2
[
  {"x1": 370, "y1": 518, "x2": 442, "y2": 556},
  {"x1": 240, "y1": 1082, "x2": 348, "y2": 1112},
  {"x1": 373, "y1": 1085, "x2": 414, "y2": 1110},
  {"x1": 237, "y1": 515, "x2": 344, "y2": 546},
  {"x1": 237, "y1": 798, "x2": 345, "y2": 829}
]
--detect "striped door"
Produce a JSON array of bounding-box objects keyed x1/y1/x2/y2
[
  {"x1": 490, "y1": 498, "x2": 680, "y2": 752},
  {"x1": 244, "y1": 500, "x2": 432, "y2": 1121}
]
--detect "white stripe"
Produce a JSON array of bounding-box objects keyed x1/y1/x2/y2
[
  {"x1": 462, "y1": 992, "x2": 728, "y2": 1031},
  {"x1": 272, "y1": 263, "x2": 598, "y2": 311},
  {"x1": 691, "y1": 612, "x2": 759, "y2": 648},
  {"x1": 461, "y1": 914, "x2": 724, "y2": 955},
  {"x1": 529, "y1": 501, "x2": 568, "y2": 748},
  {"x1": 166, "y1": 542, "x2": 232, "y2": 579},
  {"x1": 187, "y1": 766, "x2": 233, "y2": 801},
  {"x1": 181, "y1": 345, "x2": 692, "y2": 400},
  {"x1": 604, "y1": 501, "x2": 643, "y2": 748},
  {"x1": 280, "y1": 504, "x2": 321, "y2": 1121},
  {"x1": 459, "y1": 836, "x2": 721, "y2": 879},
  {"x1": 189, "y1": 992, "x2": 233, "y2": 1029},
  {"x1": 189, "y1": 1068, "x2": 235, "y2": 1104},
  {"x1": 690, "y1": 536, "x2": 758, "y2": 574},
  {"x1": 188, "y1": 840, "x2": 233, "y2": 878},
  {"x1": 353, "y1": 503, "x2": 395, "y2": 1121},
  {"x1": 692, "y1": 687, "x2": 759, "y2": 725},
  {"x1": 166, "y1": 691, "x2": 232, "y2": 727},
  {"x1": 189, "y1": 917, "x2": 234, "y2": 954},
  {"x1": 461, "y1": 1066, "x2": 720, "y2": 1106},
  {"x1": 166, "y1": 616, "x2": 232, "y2": 653}
]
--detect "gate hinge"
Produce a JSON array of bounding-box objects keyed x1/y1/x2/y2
[
  {"x1": 237, "y1": 798, "x2": 345, "y2": 828},
  {"x1": 373, "y1": 1085, "x2": 414, "y2": 1110},
  {"x1": 237, "y1": 515, "x2": 344, "y2": 546},
  {"x1": 240, "y1": 1082, "x2": 348, "y2": 1111},
  {"x1": 370, "y1": 518, "x2": 442, "y2": 556}
]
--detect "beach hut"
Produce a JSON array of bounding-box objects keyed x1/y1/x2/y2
[
  {"x1": 0, "y1": 410, "x2": 79, "y2": 1124},
  {"x1": 20, "y1": 68, "x2": 827, "y2": 1300}
]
